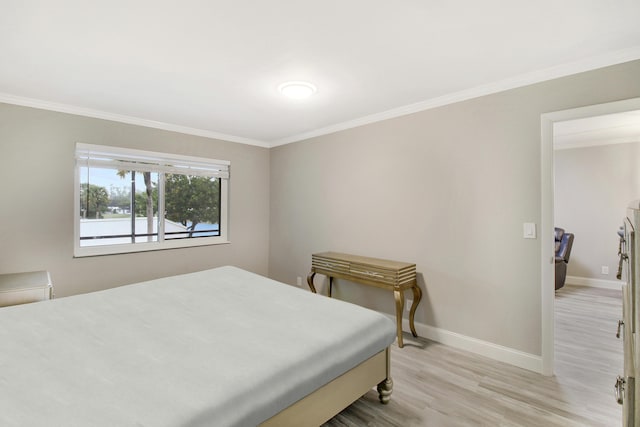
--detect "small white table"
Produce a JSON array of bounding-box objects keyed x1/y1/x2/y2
[{"x1": 0, "y1": 271, "x2": 53, "y2": 307}]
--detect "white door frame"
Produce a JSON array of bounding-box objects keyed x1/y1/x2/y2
[{"x1": 540, "y1": 97, "x2": 640, "y2": 376}]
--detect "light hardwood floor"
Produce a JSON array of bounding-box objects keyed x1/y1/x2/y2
[{"x1": 323, "y1": 285, "x2": 623, "y2": 426}]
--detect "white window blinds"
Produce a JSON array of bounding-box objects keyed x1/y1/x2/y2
[{"x1": 75, "y1": 143, "x2": 230, "y2": 179}]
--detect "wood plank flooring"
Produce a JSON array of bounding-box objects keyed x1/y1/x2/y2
[{"x1": 323, "y1": 285, "x2": 623, "y2": 426}]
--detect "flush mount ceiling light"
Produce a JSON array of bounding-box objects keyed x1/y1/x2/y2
[{"x1": 278, "y1": 81, "x2": 317, "y2": 100}]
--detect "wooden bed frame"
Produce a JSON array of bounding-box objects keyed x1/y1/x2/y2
[{"x1": 260, "y1": 347, "x2": 392, "y2": 426}]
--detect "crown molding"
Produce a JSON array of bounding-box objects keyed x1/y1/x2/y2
[
  {"x1": 554, "y1": 135, "x2": 640, "y2": 151},
  {"x1": 0, "y1": 93, "x2": 270, "y2": 148},
  {"x1": 269, "y1": 46, "x2": 640, "y2": 147},
  {"x1": 2, "y1": 46, "x2": 639, "y2": 149}
]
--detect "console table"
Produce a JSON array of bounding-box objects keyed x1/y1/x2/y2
[{"x1": 307, "y1": 252, "x2": 421, "y2": 348}]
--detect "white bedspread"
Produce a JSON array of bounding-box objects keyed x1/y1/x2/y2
[{"x1": 0, "y1": 266, "x2": 396, "y2": 427}]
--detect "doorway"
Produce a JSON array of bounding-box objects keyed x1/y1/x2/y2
[{"x1": 540, "y1": 97, "x2": 640, "y2": 375}]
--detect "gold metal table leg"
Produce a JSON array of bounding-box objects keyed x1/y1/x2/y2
[
  {"x1": 409, "y1": 285, "x2": 422, "y2": 338},
  {"x1": 394, "y1": 289, "x2": 405, "y2": 348},
  {"x1": 307, "y1": 271, "x2": 317, "y2": 293}
]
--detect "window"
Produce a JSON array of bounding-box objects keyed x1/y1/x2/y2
[{"x1": 74, "y1": 143, "x2": 229, "y2": 257}]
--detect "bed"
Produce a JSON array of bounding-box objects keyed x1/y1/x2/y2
[{"x1": 0, "y1": 266, "x2": 396, "y2": 426}]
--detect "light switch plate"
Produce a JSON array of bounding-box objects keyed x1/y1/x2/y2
[{"x1": 523, "y1": 222, "x2": 536, "y2": 239}]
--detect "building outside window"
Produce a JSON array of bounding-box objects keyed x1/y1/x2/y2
[{"x1": 75, "y1": 143, "x2": 229, "y2": 257}]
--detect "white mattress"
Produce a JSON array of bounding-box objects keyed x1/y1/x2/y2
[{"x1": 0, "y1": 266, "x2": 396, "y2": 426}]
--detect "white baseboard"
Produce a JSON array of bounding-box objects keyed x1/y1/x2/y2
[
  {"x1": 385, "y1": 314, "x2": 543, "y2": 374},
  {"x1": 565, "y1": 275, "x2": 622, "y2": 290}
]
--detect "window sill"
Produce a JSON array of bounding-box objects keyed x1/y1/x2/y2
[{"x1": 74, "y1": 238, "x2": 231, "y2": 258}]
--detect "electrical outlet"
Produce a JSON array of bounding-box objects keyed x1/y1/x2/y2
[
  {"x1": 296, "y1": 276, "x2": 302, "y2": 287},
  {"x1": 601, "y1": 266, "x2": 609, "y2": 275},
  {"x1": 406, "y1": 300, "x2": 413, "y2": 311}
]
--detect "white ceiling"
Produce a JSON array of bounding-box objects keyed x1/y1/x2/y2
[
  {"x1": 1, "y1": 1, "x2": 640, "y2": 147},
  {"x1": 554, "y1": 110, "x2": 640, "y2": 150}
]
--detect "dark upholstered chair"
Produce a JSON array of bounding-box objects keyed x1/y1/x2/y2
[{"x1": 555, "y1": 227, "x2": 574, "y2": 290}]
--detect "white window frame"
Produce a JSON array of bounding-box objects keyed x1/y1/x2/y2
[{"x1": 74, "y1": 143, "x2": 230, "y2": 257}]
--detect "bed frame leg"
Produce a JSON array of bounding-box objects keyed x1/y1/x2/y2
[{"x1": 377, "y1": 377, "x2": 393, "y2": 404}]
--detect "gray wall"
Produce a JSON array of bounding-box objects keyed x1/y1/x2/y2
[
  {"x1": 2, "y1": 60, "x2": 639, "y2": 359},
  {"x1": 0, "y1": 103, "x2": 270, "y2": 297},
  {"x1": 269, "y1": 60, "x2": 640, "y2": 356},
  {"x1": 555, "y1": 142, "x2": 640, "y2": 281}
]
